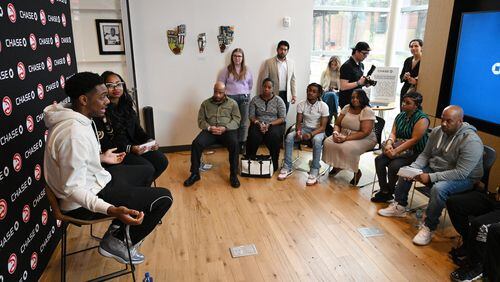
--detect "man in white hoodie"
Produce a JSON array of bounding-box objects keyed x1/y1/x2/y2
[
  {"x1": 44, "y1": 72, "x2": 173, "y2": 264},
  {"x1": 378, "y1": 105, "x2": 483, "y2": 246}
]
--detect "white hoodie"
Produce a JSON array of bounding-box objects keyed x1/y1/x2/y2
[{"x1": 43, "y1": 103, "x2": 112, "y2": 214}]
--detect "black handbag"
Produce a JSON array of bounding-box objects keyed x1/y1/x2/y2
[{"x1": 240, "y1": 155, "x2": 274, "y2": 178}]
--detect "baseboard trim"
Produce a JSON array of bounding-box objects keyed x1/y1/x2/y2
[
  {"x1": 159, "y1": 145, "x2": 190, "y2": 153},
  {"x1": 159, "y1": 143, "x2": 226, "y2": 153}
]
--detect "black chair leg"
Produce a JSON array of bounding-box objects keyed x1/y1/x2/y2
[
  {"x1": 124, "y1": 226, "x2": 136, "y2": 282},
  {"x1": 90, "y1": 224, "x2": 102, "y2": 240},
  {"x1": 61, "y1": 227, "x2": 67, "y2": 282}
]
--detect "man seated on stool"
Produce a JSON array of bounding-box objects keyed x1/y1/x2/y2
[
  {"x1": 183, "y1": 81, "x2": 241, "y2": 188},
  {"x1": 278, "y1": 83, "x2": 329, "y2": 185},
  {"x1": 378, "y1": 105, "x2": 483, "y2": 246},
  {"x1": 44, "y1": 72, "x2": 173, "y2": 264}
]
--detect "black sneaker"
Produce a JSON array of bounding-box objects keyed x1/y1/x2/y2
[
  {"x1": 183, "y1": 173, "x2": 201, "y2": 187},
  {"x1": 450, "y1": 263, "x2": 483, "y2": 282},
  {"x1": 370, "y1": 191, "x2": 394, "y2": 203},
  {"x1": 230, "y1": 174, "x2": 240, "y2": 188}
]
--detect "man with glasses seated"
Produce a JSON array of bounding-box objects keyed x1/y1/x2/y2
[{"x1": 338, "y1": 41, "x2": 371, "y2": 109}]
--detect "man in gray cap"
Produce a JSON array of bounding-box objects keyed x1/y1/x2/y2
[{"x1": 338, "y1": 41, "x2": 371, "y2": 109}]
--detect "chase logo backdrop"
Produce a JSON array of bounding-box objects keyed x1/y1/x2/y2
[{"x1": 0, "y1": 0, "x2": 77, "y2": 280}]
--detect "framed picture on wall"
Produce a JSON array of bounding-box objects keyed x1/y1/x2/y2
[{"x1": 95, "y1": 19, "x2": 125, "y2": 55}]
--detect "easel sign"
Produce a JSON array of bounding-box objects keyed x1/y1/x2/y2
[{"x1": 369, "y1": 67, "x2": 399, "y2": 104}]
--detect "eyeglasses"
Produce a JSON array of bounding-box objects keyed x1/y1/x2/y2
[
  {"x1": 105, "y1": 82, "x2": 125, "y2": 89},
  {"x1": 360, "y1": 51, "x2": 370, "y2": 56},
  {"x1": 232, "y1": 55, "x2": 243, "y2": 58}
]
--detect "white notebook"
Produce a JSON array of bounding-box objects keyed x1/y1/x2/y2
[{"x1": 397, "y1": 166, "x2": 423, "y2": 179}]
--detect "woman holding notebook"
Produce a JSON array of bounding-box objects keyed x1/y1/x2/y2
[{"x1": 94, "y1": 71, "x2": 168, "y2": 181}]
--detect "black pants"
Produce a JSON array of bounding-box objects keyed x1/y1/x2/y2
[
  {"x1": 190, "y1": 130, "x2": 239, "y2": 175},
  {"x1": 66, "y1": 165, "x2": 173, "y2": 245},
  {"x1": 338, "y1": 91, "x2": 352, "y2": 109},
  {"x1": 123, "y1": 150, "x2": 168, "y2": 181},
  {"x1": 447, "y1": 191, "x2": 500, "y2": 264},
  {"x1": 485, "y1": 223, "x2": 500, "y2": 282},
  {"x1": 375, "y1": 153, "x2": 417, "y2": 194},
  {"x1": 246, "y1": 123, "x2": 284, "y2": 171},
  {"x1": 105, "y1": 162, "x2": 155, "y2": 187},
  {"x1": 279, "y1": 91, "x2": 289, "y2": 114}
]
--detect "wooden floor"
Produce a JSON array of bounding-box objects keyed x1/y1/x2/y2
[{"x1": 40, "y1": 149, "x2": 460, "y2": 281}]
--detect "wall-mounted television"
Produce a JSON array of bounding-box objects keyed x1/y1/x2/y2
[{"x1": 437, "y1": 0, "x2": 500, "y2": 136}]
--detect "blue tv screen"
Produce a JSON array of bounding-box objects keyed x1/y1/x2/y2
[{"x1": 449, "y1": 11, "x2": 500, "y2": 125}]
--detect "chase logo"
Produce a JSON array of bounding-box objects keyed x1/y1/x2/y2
[
  {"x1": 492, "y1": 63, "x2": 500, "y2": 75},
  {"x1": 7, "y1": 3, "x2": 16, "y2": 23}
]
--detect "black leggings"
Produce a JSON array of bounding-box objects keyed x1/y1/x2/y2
[
  {"x1": 246, "y1": 123, "x2": 284, "y2": 171},
  {"x1": 123, "y1": 150, "x2": 168, "y2": 181},
  {"x1": 375, "y1": 153, "x2": 417, "y2": 194}
]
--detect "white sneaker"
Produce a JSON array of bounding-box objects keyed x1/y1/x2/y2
[
  {"x1": 306, "y1": 174, "x2": 318, "y2": 186},
  {"x1": 378, "y1": 202, "x2": 407, "y2": 217},
  {"x1": 277, "y1": 168, "x2": 293, "y2": 180},
  {"x1": 413, "y1": 225, "x2": 434, "y2": 246}
]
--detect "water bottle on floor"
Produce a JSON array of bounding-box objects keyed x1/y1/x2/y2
[
  {"x1": 415, "y1": 208, "x2": 424, "y2": 228},
  {"x1": 143, "y1": 272, "x2": 153, "y2": 282}
]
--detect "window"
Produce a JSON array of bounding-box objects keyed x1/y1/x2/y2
[
  {"x1": 394, "y1": 0, "x2": 428, "y2": 71},
  {"x1": 311, "y1": 0, "x2": 428, "y2": 87},
  {"x1": 311, "y1": 0, "x2": 429, "y2": 135}
]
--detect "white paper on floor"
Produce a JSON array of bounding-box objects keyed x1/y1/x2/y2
[
  {"x1": 230, "y1": 244, "x2": 258, "y2": 258},
  {"x1": 358, "y1": 227, "x2": 384, "y2": 238}
]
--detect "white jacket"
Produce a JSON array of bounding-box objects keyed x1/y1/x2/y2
[{"x1": 43, "y1": 103, "x2": 112, "y2": 214}]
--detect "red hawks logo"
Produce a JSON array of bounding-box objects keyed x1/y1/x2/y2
[
  {"x1": 3, "y1": 96, "x2": 13, "y2": 116},
  {"x1": 66, "y1": 53, "x2": 71, "y2": 66},
  {"x1": 46, "y1": 57, "x2": 53, "y2": 72},
  {"x1": 30, "y1": 252, "x2": 38, "y2": 270},
  {"x1": 13, "y1": 153, "x2": 22, "y2": 172},
  {"x1": 56, "y1": 219, "x2": 62, "y2": 227},
  {"x1": 0, "y1": 199, "x2": 7, "y2": 220},
  {"x1": 17, "y1": 62, "x2": 26, "y2": 80},
  {"x1": 61, "y1": 13, "x2": 67, "y2": 27},
  {"x1": 40, "y1": 9, "x2": 46, "y2": 25},
  {"x1": 37, "y1": 83, "x2": 44, "y2": 100},
  {"x1": 60, "y1": 75, "x2": 65, "y2": 89},
  {"x1": 7, "y1": 3, "x2": 17, "y2": 23},
  {"x1": 41, "y1": 209, "x2": 48, "y2": 225},
  {"x1": 26, "y1": 115, "x2": 34, "y2": 132},
  {"x1": 29, "y1": 33, "x2": 37, "y2": 50},
  {"x1": 22, "y1": 204, "x2": 30, "y2": 223},
  {"x1": 34, "y1": 164, "x2": 41, "y2": 181},
  {"x1": 54, "y1": 34, "x2": 60, "y2": 48},
  {"x1": 8, "y1": 253, "x2": 17, "y2": 274}
]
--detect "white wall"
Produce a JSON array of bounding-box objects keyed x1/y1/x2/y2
[
  {"x1": 71, "y1": 0, "x2": 127, "y2": 77},
  {"x1": 128, "y1": 0, "x2": 313, "y2": 146}
]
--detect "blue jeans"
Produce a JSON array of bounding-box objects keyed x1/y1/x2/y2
[
  {"x1": 322, "y1": 91, "x2": 339, "y2": 119},
  {"x1": 394, "y1": 166, "x2": 475, "y2": 230},
  {"x1": 229, "y1": 94, "x2": 250, "y2": 143},
  {"x1": 283, "y1": 126, "x2": 325, "y2": 175}
]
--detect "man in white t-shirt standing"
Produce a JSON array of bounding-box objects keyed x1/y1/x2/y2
[{"x1": 278, "y1": 83, "x2": 329, "y2": 185}]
